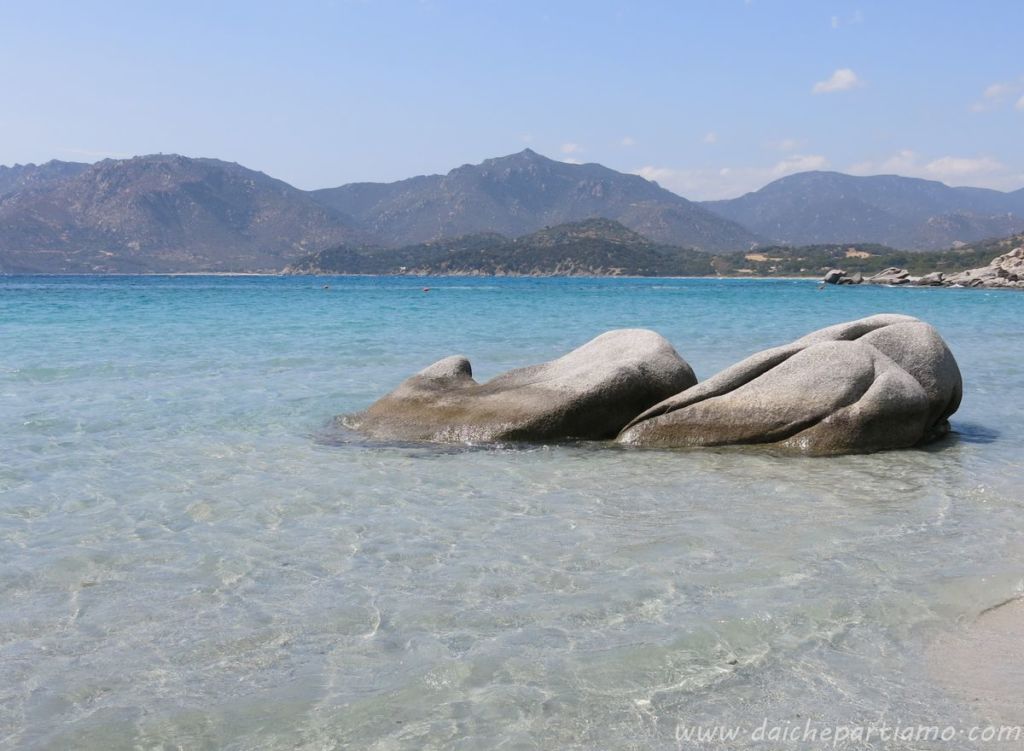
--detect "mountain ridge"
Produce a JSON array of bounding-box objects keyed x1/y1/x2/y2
[
  {"x1": 701, "y1": 170, "x2": 1024, "y2": 250},
  {"x1": 2, "y1": 151, "x2": 1024, "y2": 272},
  {"x1": 310, "y1": 148, "x2": 761, "y2": 251},
  {"x1": 0, "y1": 160, "x2": 91, "y2": 198},
  {"x1": 0, "y1": 155, "x2": 362, "y2": 272}
]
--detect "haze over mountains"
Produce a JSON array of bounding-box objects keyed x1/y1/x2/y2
[
  {"x1": 311, "y1": 149, "x2": 757, "y2": 252},
  {"x1": 1, "y1": 149, "x2": 1023, "y2": 273},
  {"x1": 703, "y1": 171, "x2": 1024, "y2": 250},
  {"x1": 0, "y1": 160, "x2": 90, "y2": 196},
  {"x1": 0, "y1": 156, "x2": 361, "y2": 272}
]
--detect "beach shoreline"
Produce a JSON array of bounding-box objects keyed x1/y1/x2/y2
[
  {"x1": 929, "y1": 598, "x2": 1024, "y2": 730},
  {"x1": 2, "y1": 271, "x2": 821, "y2": 280}
]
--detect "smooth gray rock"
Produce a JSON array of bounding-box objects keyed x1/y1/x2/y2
[
  {"x1": 823, "y1": 269, "x2": 845, "y2": 285},
  {"x1": 617, "y1": 314, "x2": 962, "y2": 455},
  {"x1": 916, "y1": 271, "x2": 945, "y2": 286},
  {"x1": 867, "y1": 267, "x2": 911, "y2": 285},
  {"x1": 348, "y1": 329, "x2": 697, "y2": 443},
  {"x1": 946, "y1": 266, "x2": 997, "y2": 286}
]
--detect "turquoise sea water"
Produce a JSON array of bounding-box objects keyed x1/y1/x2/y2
[{"x1": 1, "y1": 275, "x2": 1023, "y2": 750}]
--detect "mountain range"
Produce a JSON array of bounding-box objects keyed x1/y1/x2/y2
[
  {"x1": 0, "y1": 156, "x2": 360, "y2": 272},
  {"x1": 702, "y1": 171, "x2": 1024, "y2": 250},
  {"x1": 310, "y1": 148, "x2": 757, "y2": 252},
  {"x1": 1, "y1": 149, "x2": 1023, "y2": 273}
]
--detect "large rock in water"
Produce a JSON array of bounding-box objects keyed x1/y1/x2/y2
[
  {"x1": 617, "y1": 315, "x2": 962, "y2": 455},
  {"x1": 822, "y1": 269, "x2": 845, "y2": 285},
  {"x1": 348, "y1": 329, "x2": 697, "y2": 442}
]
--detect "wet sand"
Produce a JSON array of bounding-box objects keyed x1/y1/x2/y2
[{"x1": 929, "y1": 598, "x2": 1024, "y2": 729}]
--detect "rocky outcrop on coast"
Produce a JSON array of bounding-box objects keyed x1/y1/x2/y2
[
  {"x1": 349, "y1": 315, "x2": 962, "y2": 455},
  {"x1": 945, "y1": 247, "x2": 1024, "y2": 288},
  {"x1": 345, "y1": 329, "x2": 696, "y2": 442},
  {"x1": 822, "y1": 246, "x2": 1024, "y2": 289}
]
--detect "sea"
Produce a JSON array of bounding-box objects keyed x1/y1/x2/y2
[{"x1": 1, "y1": 275, "x2": 1022, "y2": 750}]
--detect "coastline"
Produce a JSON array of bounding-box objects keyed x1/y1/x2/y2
[
  {"x1": 2, "y1": 271, "x2": 822, "y2": 279},
  {"x1": 13, "y1": 270, "x2": 1021, "y2": 287}
]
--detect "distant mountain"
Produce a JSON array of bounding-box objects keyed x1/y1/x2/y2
[
  {"x1": 311, "y1": 149, "x2": 761, "y2": 252},
  {"x1": 4, "y1": 152, "x2": 1024, "y2": 273},
  {"x1": 0, "y1": 155, "x2": 360, "y2": 273},
  {"x1": 702, "y1": 171, "x2": 1024, "y2": 250},
  {"x1": 286, "y1": 218, "x2": 719, "y2": 276},
  {"x1": 0, "y1": 160, "x2": 90, "y2": 197}
]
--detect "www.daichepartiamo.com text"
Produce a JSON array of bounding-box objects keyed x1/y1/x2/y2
[{"x1": 674, "y1": 719, "x2": 1023, "y2": 746}]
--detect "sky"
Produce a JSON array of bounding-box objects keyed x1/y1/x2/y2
[{"x1": 1, "y1": 0, "x2": 1022, "y2": 200}]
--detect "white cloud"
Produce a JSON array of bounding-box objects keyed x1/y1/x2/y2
[
  {"x1": 848, "y1": 149, "x2": 920, "y2": 175},
  {"x1": 635, "y1": 166, "x2": 677, "y2": 184},
  {"x1": 561, "y1": 157, "x2": 583, "y2": 165},
  {"x1": 772, "y1": 154, "x2": 828, "y2": 173},
  {"x1": 926, "y1": 155, "x2": 1005, "y2": 177},
  {"x1": 620, "y1": 136, "x2": 636, "y2": 147},
  {"x1": 831, "y1": 10, "x2": 863, "y2": 29},
  {"x1": 703, "y1": 131, "x2": 718, "y2": 144},
  {"x1": 1017, "y1": 95, "x2": 1024, "y2": 111},
  {"x1": 633, "y1": 154, "x2": 829, "y2": 200},
  {"x1": 849, "y1": 150, "x2": 1021, "y2": 189},
  {"x1": 58, "y1": 147, "x2": 132, "y2": 160},
  {"x1": 971, "y1": 77, "x2": 1024, "y2": 112},
  {"x1": 812, "y1": 68, "x2": 864, "y2": 94},
  {"x1": 560, "y1": 142, "x2": 583, "y2": 154},
  {"x1": 984, "y1": 82, "x2": 1012, "y2": 99},
  {"x1": 772, "y1": 138, "x2": 804, "y2": 153}
]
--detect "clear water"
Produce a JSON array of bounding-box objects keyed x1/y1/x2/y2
[{"x1": 1, "y1": 276, "x2": 1022, "y2": 750}]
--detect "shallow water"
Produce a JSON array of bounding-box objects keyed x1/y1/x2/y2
[{"x1": 1, "y1": 276, "x2": 1022, "y2": 749}]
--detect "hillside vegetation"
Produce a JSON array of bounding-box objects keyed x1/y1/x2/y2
[{"x1": 288, "y1": 221, "x2": 1023, "y2": 278}]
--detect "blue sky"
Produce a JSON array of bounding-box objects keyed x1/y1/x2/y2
[{"x1": 2, "y1": 0, "x2": 1022, "y2": 199}]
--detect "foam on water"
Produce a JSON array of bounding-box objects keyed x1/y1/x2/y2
[{"x1": 1, "y1": 275, "x2": 1022, "y2": 749}]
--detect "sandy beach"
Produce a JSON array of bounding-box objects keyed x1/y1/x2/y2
[{"x1": 929, "y1": 597, "x2": 1024, "y2": 731}]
